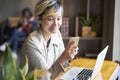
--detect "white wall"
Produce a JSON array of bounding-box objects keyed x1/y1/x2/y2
[
  {"x1": 113, "y1": 0, "x2": 120, "y2": 61},
  {"x1": 0, "y1": 0, "x2": 39, "y2": 22}
]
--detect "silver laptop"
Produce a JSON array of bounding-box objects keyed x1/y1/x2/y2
[{"x1": 60, "y1": 45, "x2": 109, "y2": 80}]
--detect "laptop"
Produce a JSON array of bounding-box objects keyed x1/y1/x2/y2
[{"x1": 60, "y1": 45, "x2": 109, "y2": 80}]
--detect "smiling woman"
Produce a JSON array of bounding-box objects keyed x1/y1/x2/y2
[{"x1": 21, "y1": 0, "x2": 79, "y2": 79}]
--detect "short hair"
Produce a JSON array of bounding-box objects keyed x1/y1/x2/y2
[
  {"x1": 34, "y1": 0, "x2": 63, "y2": 20},
  {"x1": 22, "y1": 7, "x2": 33, "y2": 18}
]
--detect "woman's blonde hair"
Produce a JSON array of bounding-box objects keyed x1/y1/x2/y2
[{"x1": 34, "y1": 0, "x2": 63, "y2": 20}]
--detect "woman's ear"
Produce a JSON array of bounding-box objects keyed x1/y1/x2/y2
[{"x1": 36, "y1": 16, "x2": 42, "y2": 24}]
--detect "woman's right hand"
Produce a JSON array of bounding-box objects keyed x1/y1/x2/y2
[{"x1": 18, "y1": 27, "x2": 23, "y2": 31}]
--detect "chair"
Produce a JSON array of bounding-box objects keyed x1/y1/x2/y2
[{"x1": 8, "y1": 17, "x2": 20, "y2": 28}]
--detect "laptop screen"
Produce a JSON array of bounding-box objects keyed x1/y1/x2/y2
[{"x1": 91, "y1": 45, "x2": 109, "y2": 79}]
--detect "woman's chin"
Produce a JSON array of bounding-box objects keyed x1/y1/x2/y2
[
  {"x1": 51, "y1": 30, "x2": 58, "y2": 34},
  {"x1": 51, "y1": 31, "x2": 57, "y2": 34}
]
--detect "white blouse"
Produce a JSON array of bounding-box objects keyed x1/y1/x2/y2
[{"x1": 22, "y1": 27, "x2": 65, "y2": 71}]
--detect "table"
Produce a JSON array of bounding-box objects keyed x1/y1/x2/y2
[{"x1": 55, "y1": 58, "x2": 120, "y2": 80}]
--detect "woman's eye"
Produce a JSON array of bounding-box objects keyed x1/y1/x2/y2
[
  {"x1": 57, "y1": 18, "x2": 62, "y2": 21},
  {"x1": 47, "y1": 17, "x2": 53, "y2": 20},
  {"x1": 46, "y1": 16, "x2": 62, "y2": 21}
]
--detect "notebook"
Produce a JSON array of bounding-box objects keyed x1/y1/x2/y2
[{"x1": 60, "y1": 45, "x2": 109, "y2": 80}]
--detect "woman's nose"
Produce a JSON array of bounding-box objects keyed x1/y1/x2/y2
[{"x1": 53, "y1": 19, "x2": 58, "y2": 26}]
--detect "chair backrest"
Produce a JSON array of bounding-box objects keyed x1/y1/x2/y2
[{"x1": 8, "y1": 17, "x2": 20, "y2": 28}]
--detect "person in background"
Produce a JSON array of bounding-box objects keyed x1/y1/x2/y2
[
  {"x1": 22, "y1": 0, "x2": 79, "y2": 79},
  {"x1": 0, "y1": 7, "x2": 38, "y2": 59}
]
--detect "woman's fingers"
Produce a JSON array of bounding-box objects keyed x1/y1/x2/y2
[
  {"x1": 69, "y1": 47, "x2": 79, "y2": 59},
  {"x1": 65, "y1": 41, "x2": 79, "y2": 60}
]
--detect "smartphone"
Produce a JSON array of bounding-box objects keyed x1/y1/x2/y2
[{"x1": 68, "y1": 37, "x2": 80, "y2": 47}]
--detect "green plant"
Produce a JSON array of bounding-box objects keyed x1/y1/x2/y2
[
  {"x1": 1, "y1": 45, "x2": 37, "y2": 80},
  {"x1": 91, "y1": 16, "x2": 100, "y2": 31},
  {"x1": 79, "y1": 16, "x2": 100, "y2": 31},
  {"x1": 79, "y1": 16, "x2": 92, "y2": 26}
]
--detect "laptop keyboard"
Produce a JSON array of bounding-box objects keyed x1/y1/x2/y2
[{"x1": 73, "y1": 69, "x2": 93, "y2": 80}]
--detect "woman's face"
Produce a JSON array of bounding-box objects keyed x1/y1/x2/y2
[
  {"x1": 24, "y1": 11, "x2": 30, "y2": 18},
  {"x1": 40, "y1": 9, "x2": 62, "y2": 35}
]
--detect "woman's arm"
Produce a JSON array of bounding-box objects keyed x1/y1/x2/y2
[{"x1": 22, "y1": 36, "x2": 48, "y2": 71}]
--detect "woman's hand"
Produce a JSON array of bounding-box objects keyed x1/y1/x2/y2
[
  {"x1": 18, "y1": 27, "x2": 23, "y2": 31},
  {"x1": 58, "y1": 41, "x2": 79, "y2": 65},
  {"x1": 23, "y1": 18, "x2": 28, "y2": 26},
  {"x1": 65, "y1": 41, "x2": 79, "y2": 60}
]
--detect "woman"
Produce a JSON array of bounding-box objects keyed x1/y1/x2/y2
[
  {"x1": 22, "y1": 0, "x2": 78, "y2": 79},
  {"x1": 0, "y1": 8, "x2": 38, "y2": 59}
]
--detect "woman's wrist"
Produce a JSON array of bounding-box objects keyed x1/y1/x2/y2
[
  {"x1": 58, "y1": 51, "x2": 69, "y2": 65},
  {"x1": 57, "y1": 54, "x2": 70, "y2": 72}
]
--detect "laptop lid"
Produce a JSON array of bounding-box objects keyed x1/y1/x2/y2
[
  {"x1": 91, "y1": 45, "x2": 109, "y2": 79},
  {"x1": 60, "y1": 45, "x2": 109, "y2": 80}
]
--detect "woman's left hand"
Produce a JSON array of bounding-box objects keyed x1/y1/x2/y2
[
  {"x1": 65, "y1": 41, "x2": 79, "y2": 60},
  {"x1": 69, "y1": 47, "x2": 79, "y2": 59},
  {"x1": 58, "y1": 41, "x2": 79, "y2": 65}
]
